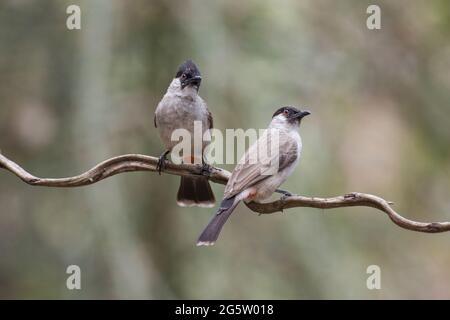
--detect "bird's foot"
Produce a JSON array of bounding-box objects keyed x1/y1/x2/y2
[
  {"x1": 276, "y1": 188, "x2": 294, "y2": 200},
  {"x1": 156, "y1": 150, "x2": 170, "y2": 175},
  {"x1": 201, "y1": 162, "x2": 214, "y2": 176}
]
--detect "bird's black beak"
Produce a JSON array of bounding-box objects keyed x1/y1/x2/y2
[
  {"x1": 293, "y1": 110, "x2": 311, "y2": 119},
  {"x1": 181, "y1": 75, "x2": 202, "y2": 89}
]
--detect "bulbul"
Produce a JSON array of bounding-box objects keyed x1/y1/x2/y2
[
  {"x1": 154, "y1": 60, "x2": 215, "y2": 207},
  {"x1": 197, "y1": 106, "x2": 310, "y2": 246}
]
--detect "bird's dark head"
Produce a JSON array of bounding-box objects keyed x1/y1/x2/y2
[
  {"x1": 175, "y1": 59, "x2": 202, "y2": 91},
  {"x1": 272, "y1": 106, "x2": 311, "y2": 126}
]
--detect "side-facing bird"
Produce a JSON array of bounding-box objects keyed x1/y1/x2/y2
[
  {"x1": 154, "y1": 60, "x2": 215, "y2": 207},
  {"x1": 197, "y1": 106, "x2": 310, "y2": 246}
]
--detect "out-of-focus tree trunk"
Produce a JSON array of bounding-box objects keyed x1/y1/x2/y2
[{"x1": 71, "y1": 0, "x2": 165, "y2": 299}]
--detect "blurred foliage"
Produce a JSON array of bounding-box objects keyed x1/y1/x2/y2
[{"x1": 0, "y1": 0, "x2": 449, "y2": 299}]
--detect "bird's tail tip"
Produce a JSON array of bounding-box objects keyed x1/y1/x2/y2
[
  {"x1": 177, "y1": 199, "x2": 215, "y2": 208},
  {"x1": 196, "y1": 240, "x2": 216, "y2": 247},
  {"x1": 196, "y1": 197, "x2": 237, "y2": 247}
]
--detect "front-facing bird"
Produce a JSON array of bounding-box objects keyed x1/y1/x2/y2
[
  {"x1": 154, "y1": 60, "x2": 215, "y2": 207},
  {"x1": 197, "y1": 106, "x2": 311, "y2": 246}
]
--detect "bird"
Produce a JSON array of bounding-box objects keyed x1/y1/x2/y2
[
  {"x1": 154, "y1": 60, "x2": 215, "y2": 207},
  {"x1": 197, "y1": 106, "x2": 310, "y2": 246}
]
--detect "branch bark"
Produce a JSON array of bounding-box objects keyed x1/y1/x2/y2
[{"x1": 1, "y1": 152, "x2": 449, "y2": 233}]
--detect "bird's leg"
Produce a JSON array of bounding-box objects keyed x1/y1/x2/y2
[
  {"x1": 156, "y1": 150, "x2": 170, "y2": 175},
  {"x1": 275, "y1": 188, "x2": 293, "y2": 196},
  {"x1": 275, "y1": 188, "x2": 295, "y2": 200}
]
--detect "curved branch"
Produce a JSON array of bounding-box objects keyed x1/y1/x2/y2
[
  {"x1": 0, "y1": 153, "x2": 229, "y2": 187},
  {"x1": 1, "y1": 152, "x2": 449, "y2": 233},
  {"x1": 245, "y1": 193, "x2": 450, "y2": 233}
]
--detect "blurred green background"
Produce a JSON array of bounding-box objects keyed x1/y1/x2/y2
[{"x1": 0, "y1": 0, "x2": 450, "y2": 299}]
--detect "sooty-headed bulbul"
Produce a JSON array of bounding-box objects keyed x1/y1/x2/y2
[
  {"x1": 154, "y1": 60, "x2": 215, "y2": 207},
  {"x1": 197, "y1": 106, "x2": 310, "y2": 246}
]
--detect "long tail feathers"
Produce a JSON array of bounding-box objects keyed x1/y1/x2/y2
[
  {"x1": 197, "y1": 196, "x2": 239, "y2": 246},
  {"x1": 177, "y1": 176, "x2": 215, "y2": 208}
]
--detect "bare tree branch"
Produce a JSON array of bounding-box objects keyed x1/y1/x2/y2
[
  {"x1": 0, "y1": 153, "x2": 229, "y2": 187},
  {"x1": 245, "y1": 193, "x2": 450, "y2": 233},
  {"x1": 1, "y1": 152, "x2": 449, "y2": 233}
]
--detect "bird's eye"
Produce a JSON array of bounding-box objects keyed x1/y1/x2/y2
[
  {"x1": 181, "y1": 74, "x2": 186, "y2": 79},
  {"x1": 283, "y1": 110, "x2": 289, "y2": 115}
]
